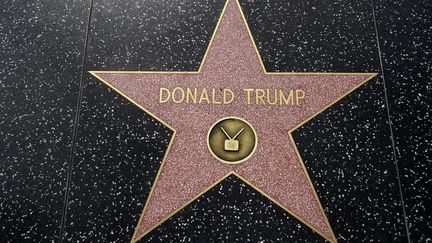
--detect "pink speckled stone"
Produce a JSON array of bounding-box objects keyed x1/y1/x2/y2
[{"x1": 93, "y1": 0, "x2": 374, "y2": 241}]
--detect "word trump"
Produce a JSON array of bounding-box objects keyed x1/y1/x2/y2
[{"x1": 159, "y1": 87, "x2": 306, "y2": 106}]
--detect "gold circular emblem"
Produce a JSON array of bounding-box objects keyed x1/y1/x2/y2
[{"x1": 207, "y1": 117, "x2": 257, "y2": 164}]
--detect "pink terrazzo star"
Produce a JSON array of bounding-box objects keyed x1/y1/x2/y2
[{"x1": 91, "y1": 0, "x2": 376, "y2": 242}]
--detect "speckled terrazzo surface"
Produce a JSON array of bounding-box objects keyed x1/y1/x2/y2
[
  {"x1": 140, "y1": 174, "x2": 326, "y2": 242},
  {"x1": 373, "y1": 1, "x2": 432, "y2": 242},
  {"x1": 0, "y1": 0, "x2": 430, "y2": 243},
  {"x1": 0, "y1": 0, "x2": 89, "y2": 242}
]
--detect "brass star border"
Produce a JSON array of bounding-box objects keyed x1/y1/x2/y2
[{"x1": 89, "y1": 0, "x2": 378, "y2": 242}]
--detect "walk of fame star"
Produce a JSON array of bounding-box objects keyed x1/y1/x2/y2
[{"x1": 90, "y1": 0, "x2": 377, "y2": 242}]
